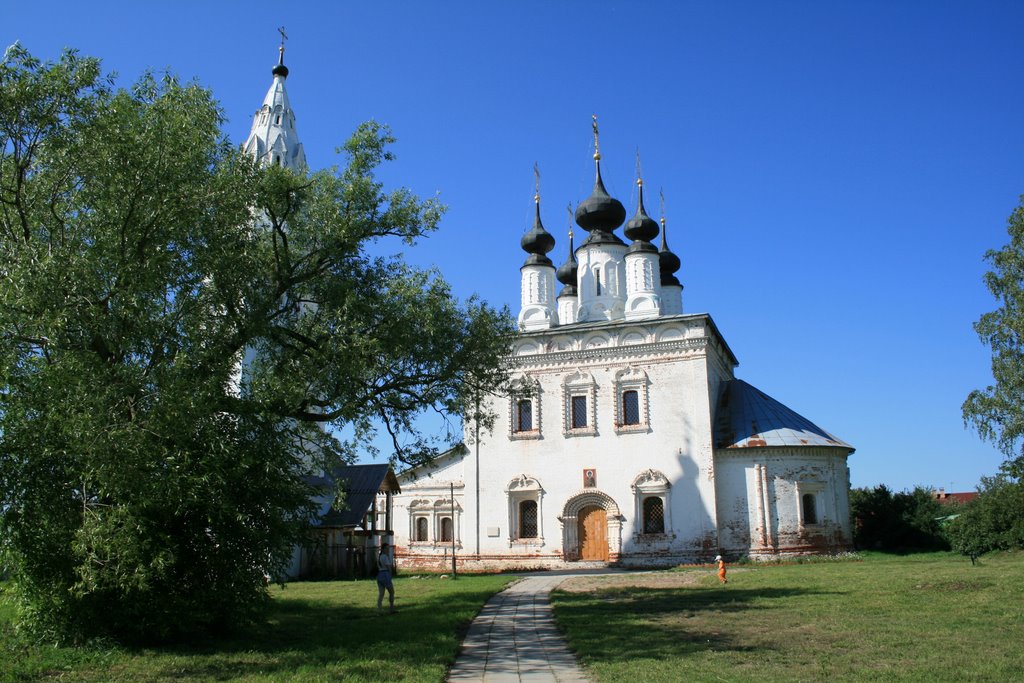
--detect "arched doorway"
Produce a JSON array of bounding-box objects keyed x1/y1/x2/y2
[
  {"x1": 578, "y1": 506, "x2": 608, "y2": 561},
  {"x1": 561, "y1": 490, "x2": 621, "y2": 562}
]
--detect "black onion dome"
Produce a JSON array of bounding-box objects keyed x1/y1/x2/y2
[
  {"x1": 521, "y1": 198, "x2": 555, "y2": 266},
  {"x1": 272, "y1": 45, "x2": 289, "y2": 78},
  {"x1": 574, "y1": 161, "x2": 626, "y2": 233},
  {"x1": 624, "y1": 181, "x2": 659, "y2": 243},
  {"x1": 659, "y1": 217, "x2": 682, "y2": 286},
  {"x1": 556, "y1": 231, "x2": 578, "y2": 290}
]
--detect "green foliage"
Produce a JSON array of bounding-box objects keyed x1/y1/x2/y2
[
  {"x1": 947, "y1": 476, "x2": 1024, "y2": 559},
  {"x1": 964, "y1": 195, "x2": 1024, "y2": 479},
  {"x1": 849, "y1": 484, "x2": 949, "y2": 551},
  {"x1": 0, "y1": 45, "x2": 514, "y2": 643}
]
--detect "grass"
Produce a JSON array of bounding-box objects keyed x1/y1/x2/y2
[
  {"x1": 549, "y1": 551, "x2": 1024, "y2": 682},
  {"x1": 0, "y1": 573, "x2": 515, "y2": 682}
]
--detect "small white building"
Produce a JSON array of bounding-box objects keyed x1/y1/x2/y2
[{"x1": 393, "y1": 134, "x2": 854, "y2": 569}]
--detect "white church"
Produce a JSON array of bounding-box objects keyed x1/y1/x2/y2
[{"x1": 245, "y1": 44, "x2": 855, "y2": 570}]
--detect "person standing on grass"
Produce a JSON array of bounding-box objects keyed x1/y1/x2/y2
[
  {"x1": 715, "y1": 554, "x2": 727, "y2": 584},
  {"x1": 377, "y1": 542, "x2": 396, "y2": 613}
]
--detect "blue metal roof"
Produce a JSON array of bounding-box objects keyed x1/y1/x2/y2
[{"x1": 715, "y1": 379, "x2": 853, "y2": 451}]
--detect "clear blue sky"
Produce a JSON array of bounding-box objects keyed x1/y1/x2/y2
[{"x1": 8, "y1": 1, "x2": 1024, "y2": 492}]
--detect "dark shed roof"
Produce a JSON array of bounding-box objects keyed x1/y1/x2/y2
[
  {"x1": 715, "y1": 379, "x2": 853, "y2": 451},
  {"x1": 313, "y1": 464, "x2": 400, "y2": 528}
]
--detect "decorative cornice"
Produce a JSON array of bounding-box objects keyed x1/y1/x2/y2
[
  {"x1": 512, "y1": 337, "x2": 708, "y2": 370},
  {"x1": 514, "y1": 313, "x2": 739, "y2": 367}
]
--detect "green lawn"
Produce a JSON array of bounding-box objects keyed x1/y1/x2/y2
[
  {"x1": 0, "y1": 574, "x2": 514, "y2": 682},
  {"x1": 4, "y1": 553, "x2": 1022, "y2": 682},
  {"x1": 550, "y1": 552, "x2": 1024, "y2": 682}
]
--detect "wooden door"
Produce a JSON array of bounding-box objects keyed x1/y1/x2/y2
[{"x1": 578, "y1": 505, "x2": 608, "y2": 561}]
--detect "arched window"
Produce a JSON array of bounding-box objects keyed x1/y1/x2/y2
[
  {"x1": 632, "y1": 469, "x2": 671, "y2": 539},
  {"x1": 440, "y1": 517, "x2": 453, "y2": 542},
  {"x1": 802, "y1": 493, "x2": 818, "y2": 525},
  {"x1": 643, "y1": 497, "x2": 665, "y2": 534},
  {"x1": 507, "y1": 474, "x2": 544, "y2": 543},
  {"x1": 515, "y1": 399, "x2": 533, "y2": 432},
  {"x1": 622, "y1": 390, "x2": 640, "y2": 425},
  {"x1": 415, "y1": 517, "x2": 429, "y2": 542},
  {"x1": 519, "y1": 500, "x2": 538, "y2": 539}
]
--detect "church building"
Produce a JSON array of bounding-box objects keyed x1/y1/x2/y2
[
  {"x1": 244, "y1": 44, "x2": 854, "y2": 570},
  {"x1": 392, "y1": 122, "x2": 855, "y2": 568}
]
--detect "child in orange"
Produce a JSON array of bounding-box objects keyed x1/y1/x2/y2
[{"x1": 715, "y1": 554, "x2": 727, "y2": 584}]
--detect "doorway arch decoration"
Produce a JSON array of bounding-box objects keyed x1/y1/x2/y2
[{"x1": 559, "y1": 490, "x2": 622, "y2": 561}]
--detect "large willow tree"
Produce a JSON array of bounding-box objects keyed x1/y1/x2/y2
[{"x1": 0, "y1": 45, "x2": 514, "y2": 642}]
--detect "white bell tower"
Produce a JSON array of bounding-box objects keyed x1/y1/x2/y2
[{"x1": 244, "y1": 30, "x2": 307, "y2": 172}]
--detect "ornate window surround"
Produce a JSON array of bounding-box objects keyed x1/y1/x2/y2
[
  {"x1": 407, "y1": 497, "x2": 462, "y2": 547},
  {"x1": 506, "y1": 474, "x2": 545, "y2": 546},
  {"x1": 408, "y1": 499, "x2": 433, "y2": 545},
  {"x1": 614, "y1": 366, "x2": 651, "y2": 434},
  {"x1": 562, "y1": 369, "x2": 598, "y2": 437},
  {"x1": 433, "y1": 499, "x2": 462, "y2": 548},
  {"x1": 631, "y1": 469, "x2": 673, "y2": 539},
  {"x1": 509, "y1": 376, "x2": 542, "y2": 441}
]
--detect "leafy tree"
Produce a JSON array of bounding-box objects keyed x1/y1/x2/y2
[
  {"x1": 963, "y1": 196, "x2": 1024, "y2": 479},
  {"x1": 0, "y1": 45, "x2": 514, "y2": 642},
  {"x1": 946, "y1": 475, "x2": 1024, "y2": 560},
  {"x1": 849, "y1": 484, "x2": 948, "y2": 551},
  {"x1": 958, "y1": 195, "x2": 1024, "y2": 560}
]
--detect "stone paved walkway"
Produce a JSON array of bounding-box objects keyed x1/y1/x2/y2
[{"x1": 447, "y1": 570, "x2": 621, "y2": 682}]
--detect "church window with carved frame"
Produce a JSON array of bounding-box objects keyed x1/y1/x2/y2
[
  {"x1": 506, "y1": 475, "x2": 544, "y2": 545},
  {"x1": 632, "y1": 469, "x2": 672, "y2": 538},
  {"x1": 563, "y1": 371, "x2": 597, "y2": 437},
  {"x1": 509, "y1": 378, "x2": 541, "y2": 440},
  {"x1": 614, "y1": 367, "x2": 650, "y2": 434}
]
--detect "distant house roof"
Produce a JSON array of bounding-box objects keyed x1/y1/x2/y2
[
  {"x1": 311, "y1": 464, "x2": 400, "y2": 528},
  {"x1": 934, "y1": 490, "x2": 977, "y2": 505},
  {"x1": 715, "y1": 379, "x2": 853, "y2": 451}
]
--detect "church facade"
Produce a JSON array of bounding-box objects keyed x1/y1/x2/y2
[
  {"x1": 243, "y1": 45, "x2": 854, "y2": 569},
  {"x1": 391, "y1": 127, "x2": 854, "y2": 568}
]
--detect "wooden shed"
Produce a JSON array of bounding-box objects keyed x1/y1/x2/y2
[{"x1": 297, "y1": 464, "x2": 401, "y2": 579}]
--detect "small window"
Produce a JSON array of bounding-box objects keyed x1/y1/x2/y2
[
  {"x1": 515, "y1": 399, "x2": 533, "y2": 432},
  {"x1": 440, "y1": 517, "x2": 453, "y2": 542},
  {"x1": 802, "y1": 493, "x2": 818, "y2": 525},
  {"x1": 622, "y1": 390, "x2": 640, "y2": 425},
  {"x1": 275, "y1": 114, "x2": 281, "y2": 125},
  {"x1": 595, "y1": 270, "x2": 602, "y2": 296},
  {"x1": 571, "y1": 396, "x2": 587, "y2": 429},
  {"x1": 519, "y1": 500, "x2": 538, "y2": 539},
  {"x1": 643, "y1": 497, "x2": 665, "y2": 534},
  {"x1": 415, "y1": 517, "x2": 429, "y2": 542}
]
